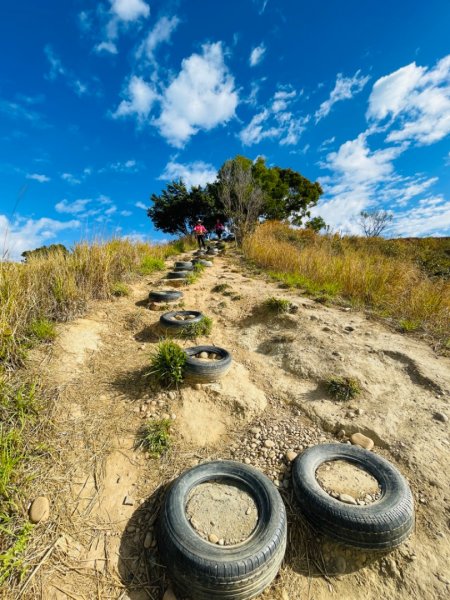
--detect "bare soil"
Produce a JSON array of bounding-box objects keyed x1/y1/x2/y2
[
  {"x1": 316, "y1": 460, "x2": 381, "y2": 500},
  {"x1": 14, "y1": 249, "x2": 450, "y2": 600}
]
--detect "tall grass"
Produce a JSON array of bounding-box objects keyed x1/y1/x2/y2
[
  {"x1": 243, "y1": 222, "x2": 450, "y2": 345},
  {"x1": 0, "y1": 238, "x2": 192, "y2": 366}
]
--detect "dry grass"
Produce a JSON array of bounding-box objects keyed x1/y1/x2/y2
[
  {"x1": 0, "y1": 237, "x2": 192, "y2": 367},
  {"x1": 244, "y1": 222, "x2": 450, "y2": 348}
]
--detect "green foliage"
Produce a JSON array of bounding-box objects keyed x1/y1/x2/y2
[
  {"x1": 148, "y1": 340, "x2": 186, "y2": 387},
  {"x1": 139, "y1": 256, "x2": 165, "y2": 275},
  {"x1": 26, "y1": 318, "x2": 56, "y2": 342},
  {"x1": 264, "y1": 296, "x2": 291, "y2": 314},
  {"x1": 399, "y1": 319, "x2": 420, "y2": 332},
  {"x1": 137, "y1": 418, "x2": 171, "y2": 457},
  {"x1": 305, "y1": 216, "x2": 328, "y2": 232},
  {"x1": 111, "y1": 282, "x2": 130, "y2": 297},
  {"x1": 268, "y1": 271, "x2": 341, "y2": 297},
  {"x1": 212, "y1": 283, "x2": 231, "y2": 293},
  {"x1": 178, "y1": 316, "x2": 213, "y2": 339},
  {"x1": 21, "y1": 244, "x2": 68, "y2": 262},
  {"x1": 193, "y1": 263, "x2": 206, "y2": 274},
  {"x1": 0, "y1": 521, "x2": 34, "y2": 586},
  {"x1": 326, "y1": 377, "x2": 361, "y2": 401}
]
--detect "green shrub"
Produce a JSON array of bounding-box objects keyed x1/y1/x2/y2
[
  {"x1": 111, "y1": 282, "x2": 130, "y2": 297},
  {"x1": 139, "y1": 256, "x2": 165, "y2": 275},
  {"x1": 148, "y1": 340, "x2": 186, "y2": 387},
  {"x1": 26, "y1": 318, "x2": 56, "y2": 342},
  {"x1": 399, "y1": 319, "x2": 420, "y2": 332},
  {"x1": 179, "y1": 316, "x2": 213, "y2": 339},
  {"x1": 326, "y1": 376, "x2": 361, "y2": 401},
  {"x1": 264, "y1": 296, "x2": 291, "y2": 314},
  {"x1": 137, "y1": 418, "x2": 171, "y2": 457}
]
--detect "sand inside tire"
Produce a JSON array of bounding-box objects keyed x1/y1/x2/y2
[
  {"x1": 316, "y1": 460, "x2": 381, "y2": 502},
  {"x1": 186, "y1": 481, "x2": 259, "y2": 545}
]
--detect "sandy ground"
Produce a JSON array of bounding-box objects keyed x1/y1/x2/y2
[{"x1": 18, "y1": 249, "x2": 450, "y2": 600}]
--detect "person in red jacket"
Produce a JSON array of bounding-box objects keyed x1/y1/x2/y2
[
  {"x1": 214, "y1": 219, "x2": 225, "y2": 240},
  {"x1": 193, "y1": 219, "x2": 207, "y2": 249}
]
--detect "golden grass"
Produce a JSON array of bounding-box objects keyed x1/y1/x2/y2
[
  {"x1": 0, "y1": 237, "x2": 192, "y2": 367},
  {"x1": 243, "y1": 222, "x2": 450, "y2": 346}
]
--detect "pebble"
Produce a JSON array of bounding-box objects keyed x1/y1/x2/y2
[
  {"x1": 163, "y1": 588, "x2": 178, "y2": 600},
  {"x1": 264, "y1": 440, "x2": 275, "y2": 448},
  {"x1": 199, "y1": 352, "x2": 209, "y2": 359},
  {"x1": 29, "y1": 496, "x2": 50, "y2": 523},
  {"x1": 285, "y1": 450, "x2": 298, "y2": 462},
  {"x1": 209, "y1": 533, "x2": 219, "y2": 544},
  {"x1": 336, "y1": 429, "x2": 346, "y2": 439},
  {"x1": 244, "y1": 458, "x2": 251, "y2": 464},
  {"x1": 350, "y1": 432, "x2": 374, "y2": 450},
  {"x1": 194, "y1": 383, "x2": 202, "y2": 390},
  {"x1": 434, "y1": 412, "x2": 448, "y2": 423},
  {"x1": 143, "y1": 531, "x2": 153, "y2": 549},
  {"x1": 339, "y1": 493, "x2": 358, "y2": 505}
]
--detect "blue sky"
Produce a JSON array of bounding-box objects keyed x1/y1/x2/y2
[{"x1": 1, "y1": 0, "x2": 450, "y2": 259}]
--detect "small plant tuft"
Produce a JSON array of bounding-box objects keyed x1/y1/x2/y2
[
  {"x1": 264, "y1": 296, "x2": 291, "y2": 314},
  {"x1": 26, "y1": 318, "x2": 56, "y2": 342},
  {"x1": 137, "y1": 418, "x2": 171, "y2": 457},
  {"x1": 111, "y1": 282, "x2": 130, "y2": 297},
  {"x1": 179, "y1": 316, "x2": 213, "y2": 339},
  {"x1": 212, "y1": 284, "x2": 230, "y2": 293},
  {"x1": 148, "y1": 340, "x2": 186, "y2": 387},
  {"x1": 139, "y1": 256, "x2": 165, "y2": 275},
  {"x1": 399, "y1": 319, "x2": 420, "y2": 332},
  {"x1": 326, "y1": 376, "x2": 361, "y2": 401}
]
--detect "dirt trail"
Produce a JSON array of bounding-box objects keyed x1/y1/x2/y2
[{"x1": 22, "y1": 250, "x2": 450, "y2": 600}]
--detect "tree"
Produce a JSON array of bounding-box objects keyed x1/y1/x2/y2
[
  {"x1": 359, "y1": 210, "x2": 393, "y2": 237},
  {"x1": 305, "y1": 216, "x2": 327, "y2": 232},
  {"x1": 21, "y1": 244, "x2": 68, "y2": 262}
]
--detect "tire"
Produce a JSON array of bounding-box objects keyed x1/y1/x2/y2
[
  {"x1": 149, "y1": 290, "x2": 183, "y2": 303},
  {"x1": 291, "y1": 444, "x2": 414, "y2": 549},
  {"x1": 157, "y1": 460, "x2": 287, "y2": 600},
  {"x1": 197, "y1": 260, "x2": 213, "y2": 267},
  {"x1": 160, "y1": 311, "x2": 203, "y2": 330},
  {"x1": 167, "y1": 271, "x2": 189, "y2": 279},
  {"x1": 175, "y1": 261, "x2": 194, "y2": 270},
  {"x1": 184, "y1": 346, "x2": 232, "y2": 381}
]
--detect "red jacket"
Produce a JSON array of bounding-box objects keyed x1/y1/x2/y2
[{"x1": 193, "y1": 225, "x2": 207, "y2": 235}]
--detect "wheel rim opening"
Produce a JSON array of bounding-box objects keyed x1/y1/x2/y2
[
  {"x1": 316, "y1": 459, "x2": 382, "y2": 505},
  {"x1": 186, "y1": 479, "x2": 259, "y2": 545}
]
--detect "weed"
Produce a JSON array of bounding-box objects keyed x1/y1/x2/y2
[
  {"x1": 111, "y1": 282, "x2": 130, "y2": 297},
  {"x1": 0, "y1": 521, "x2": 34, "y2": 586},
  {"x1": 326, "y1": 376, "x2": 361, "y2": 401},
  {"x1": 137, "y1": 418, "x2": 171, "y2": 457},
  {"x1": 218, "y1": 301, "x2": 227, "y2": 308},
  {"x1": 264, "y1": 296, "x2": 291, "y2": 314},
  {"x1": 139, "y1": 256, "x2": 165, "y2": 275},
  {"x1": 399, "y1": 319, "x2": 420, "y2": 332},
  {"x1": 148, "y1": 340, "x2": 186, "y2": 387},
  {"x1": 212, "y1": 284, "x2": 231, "y2": 293},
  {"x1": 193, "y1": 263, "x2": 206, "y2": 274},
  {"x1": 26, "y1": 318, "x2": 56, "y2": 342},
  {"x1": 179, "y1": 316, "x2": 213, "y2": 339},
  {"x1": 232, "y1": 294, "x2": 242, "y2": 301}
]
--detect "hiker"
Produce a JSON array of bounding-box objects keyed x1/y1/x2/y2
[
  {"x1": 214, "y1": 219, "x2": 225, "y2": 240},
  {"x1": 193, "y1": 219, "x2": 207, "y2": 249}
]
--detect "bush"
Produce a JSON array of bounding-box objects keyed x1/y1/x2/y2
[
  {"x1": 137, "y1": 418, "x2": 171, "y2": 457},
  {"x1": 326, "y1": 376, "x2": 361, "y2": 401},
  {"x1": 139, "y1": 256, "x2": 165, "y2": 275},
  {"x1": 264, "y1": 296, "x2": 291, "y2": 314},
  {"x1": 111, "y1": 282, "x2": 130, "y2": 297},
  {"x1": 179, "y1": 316, "x2": 213, "y2": 339},
  {"x1": 26, "y1": 318, "x2": 56, "y2": 342},
  {"x1": 148, "y1": 340, "x2": 186, "y2": 387}
]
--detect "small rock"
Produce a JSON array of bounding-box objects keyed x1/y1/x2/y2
[
  {"x1": 194, "y1": 383, "x2": 202, "y2": 390},
  {"x1": 434, "y1": 412, "x2": 448, "y2": 423},
  {"x1": 336, "y1": 429, "x2": 346, "y2": 439},
  {"x1": 29, "y1": 496, "x2": 50, "y2": 523},
  {"x1": 264, "y1": 439, "x2": 275, "y2": 448},
  {"x1": 339, "y1": 493, "x2": 357, "y2": 505},
  {"x1": 209, "y1": 533, "x2": 219, "y2": 544},
  {"x1": 350, "y1": 432, "x2": 374, "y2": 450},
  {"x1": 199, "y1": 352, "x2": 209, "y2": 359},
  {"x1": 163, "y1": 588, "x2": 178, "y2": 600},
  {"x1": 218, "y1": 538, "x2": 225, "y2": 546},
  {"x1": 143, "y1": 532, "x2": 153, "y2": 549},
  {"x1": 123, "y1": 496, "x2": 135, "y2": 506},
  {"x1": 344, "y1": 326, "x2": 355, "y2": 332},
  {"x1": 285, "y1": 450, "x2": 298, "y2": 462},
  {"x1": 244, "y1": 458, "x2": 251, "y2": 464},
  {"x1": 171, "y1": 413, "x2": 177, "y2": 420},
  {"x1": 334, "y1": 555, "x2": 347, "y2": 573},
  {"x1": 355, "y1": 408, "x2": 364, "y2": 416}
]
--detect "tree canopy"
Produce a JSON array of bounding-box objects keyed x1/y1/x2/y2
[{"x1": 147, "y1": 155, "x2": 323, "y2": 240}]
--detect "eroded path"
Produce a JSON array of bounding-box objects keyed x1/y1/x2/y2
[{"x1": 22, "y1": 250, "x2": 450, "y2": 600}]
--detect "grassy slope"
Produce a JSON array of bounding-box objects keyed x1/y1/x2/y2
[{"x1": 243, "y1": 222, "x2": 450, "y2": 348}]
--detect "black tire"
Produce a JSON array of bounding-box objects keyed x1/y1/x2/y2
[
  {"x1": 167, "y1": 271, "x2": 189, "y2": 279},
  {"x1": 197, "y1": 260, "x2": 213, "y2": 267},
  {"x1": 291, "y1": 444, "x2": 414, "y2": 549},
  {"x1": 184, "y1": 345, "x2": 232, "y2": 381},
  {"x1": 160, "y1": 311, "x2": 203, "y2": 330},
  {"x1": 175, "y1": 261, "x2": 194, "y2": 270},
  {"x1": 149, "y1": 290, "x2": 183, "y2": 303},
  {"x1": 157, "y1": 460, "x2": 287, "y2": 600}
]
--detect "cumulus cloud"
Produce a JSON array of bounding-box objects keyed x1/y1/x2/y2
[
  {"x1": 26, "y1": 173, "x2": 50, "y2": 183},
  {"x1": 55, "y1": 198, "x2": 91, "y2": 214},
  {"x1": 367, "y1": 55, "x2": 450, "y2": 145},
  {"x1": 0, "y1": 214, "x2": 80, "y2": 261},
  {"x1": 110, "y1": 0, "x2": 150, "y2": 21},
  {"x1": 137, "y1": 15, "x2": 180, "y2": 62},
  {"x1": 159, "y1": 160, "x2": 217, "y2": 188},
  {"x1": 61, "y1": 173, "x2": 81, "y2": 185},
  {"x1": 156, "y1": 42, "x2": 238, "y2": 147},
  {"x1": 94, "y1": 0, "x2": 150, "y2": 55},
  {"x1": 135, "y1": 201, "x2": 147, "y2": 210},
  {"x1": 390, "y1": 195, "x2": 450, "y2": 236},
  {"x1": 315, "y1": 70, "x2": 370, "y2": 122},
  {"x1": 239, "y1": 87, "x2": 308, "y2": 146},
  {"x1": 249, "y1": 44, "x2": 266, "y2": 67},
  {"x1": 113, "y1": 76, "x2": 158, "y2": 121}
]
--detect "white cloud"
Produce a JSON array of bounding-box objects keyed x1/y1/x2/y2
[
  {"x1": 96, "y1": 41, "x2": 118, "y2": 55},
  {"x1": 110, "y1": 0, "x2": 150, "y2": 22},
  {"x1": 113, "y1": 76, "x2": 158, "y2": 121},
  {"x1": 253, "y1": 0, "x2": 270, "y2": 14},
  {"x1": 390, "y1": 195, "x2": 450, "y2": 236},
  {"x1": 159, "y1": 160, "x2": 217, "y2": 188},
  {"x1": 156, "y1": 42, "x2": 238, "y2": 147},
  {"x1": 120, "y1": 210, "x2": 132, "y2": 216},
  {"x1": 55, "y1": 198, "x2": 91, "y2": 214},
  {"x1": 44, "y1": 45, "x2": 89, "y2": 97},
  {"x1": 61, "y1": 173, "x2": 81, "y2": 185},
  {"x1": 367, "y1": 55, "x2": 450, "y2": 145},
  {"x1": 99, "y1": 159, "x2": 139, "y2": 173},
  {"x1": 135, "y1": 201, "x2": 147, "y2": 210},
  {"x1": 239, "y1": 87, "x2": 307, "y2": 146},
  {"x1": 0, "y1": 214, "x2": 80, "y2": 261},
  {"x1": 315, "y1": 70, "x2": 370, "y2": 122},
  {"x1": 249, "y1": 44, "x2": 266, "y2": 67},
  {"x1": 137, "y1": 15, "x2": 180, "y2": 62},
  {"x1": 26, "y1": 173, "x2": 50, "y2": 183}
]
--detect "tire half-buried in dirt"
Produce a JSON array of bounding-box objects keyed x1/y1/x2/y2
[
  {"x1": 149, "y1": 290, "x2": 183, "y2": 303},
  {"x1": 157, "y1": 460, "x2": 287, "y2": 600},
  {"x1": 291, "y1": 443, "x2": 414, "y2": 549},
  {"x1": 167, "y1": 271, "x2": 189, "y2": 279},
  {"x1": 184, "y1": 346, "x2": 232, "y2": 381},
  {"x1": 160, "y1": 311, "x2": 203, "y2": 330}
]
